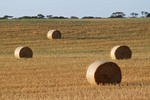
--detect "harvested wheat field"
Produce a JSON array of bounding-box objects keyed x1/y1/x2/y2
[{"x1": 0, "y1": 18, "x2": 150, "y2": 100}]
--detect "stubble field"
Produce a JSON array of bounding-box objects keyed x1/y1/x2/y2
[{"x1": 0, "y1": 18, "x2": 150, "y2": 100}]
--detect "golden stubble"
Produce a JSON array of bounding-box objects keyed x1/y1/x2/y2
[{"x1": 0, "y1": 18, "x2": 150, "y2": 100}]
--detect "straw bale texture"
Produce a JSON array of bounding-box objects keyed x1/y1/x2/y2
[
  {"x1": 110, "y1": 45, "x2": 132, "y2": 60},
  {"x1": 14, "y1": 46, "x2": 33, "y2": 59},
  {"x1": 86, "y1": 61, "x2": 122, "y2": 85},
  {"x1": 47, "y1": 30, "x2": 61, "y2": 39}
]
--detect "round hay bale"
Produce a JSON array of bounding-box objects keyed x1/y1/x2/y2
[
  {"x1": 14, "y1": 46, "x2": 33, "y2": 59},
  {"x1": 47, "y1": 30, "x2": 61, "y2": 39},
  {"x1": 86, "y1": 61, "x2": 122, "y2": 85},
  {"x1": 110, "y1": 45, "x2": 132, "y2": 60}
]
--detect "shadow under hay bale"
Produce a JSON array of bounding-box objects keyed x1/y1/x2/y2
[
  {"x1": 47, "y1": 30, "x2": 61, "y2": 39},
  {"x1": 86, "y1": 61, "x2": 122, "y2": 85},
  {"x1": 14, "y1": 46, "x2": 33, "y2": 59},
  {"x1": 110, "y1": 45, "x2": 132, "y2": 60}
]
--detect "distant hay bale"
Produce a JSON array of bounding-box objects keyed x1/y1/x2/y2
[
  {"x1": 47, "y1": 30, "x2": 61, "y2": 39},
  {"x1": 86, "y1": 61, "x2": 122, "y2": 85},
  {"x1": 14, "y1": 46, "x2": 33, "y2": 59},
  {"x1": 110, "y1": 45, "x2": 132, "y2": 60}
]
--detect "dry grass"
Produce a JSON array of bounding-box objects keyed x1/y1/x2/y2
[{"x1": 0, "y1": 18, "x2": 150, "y2": 100}]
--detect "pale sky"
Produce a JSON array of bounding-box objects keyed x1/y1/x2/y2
[{"x1": 0, "y1": 0, "x2": 149, "y2": 18}]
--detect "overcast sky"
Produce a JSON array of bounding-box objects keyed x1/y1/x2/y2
[{"x1": 0, "y1": 0, "x2": 149, "y2": 18}]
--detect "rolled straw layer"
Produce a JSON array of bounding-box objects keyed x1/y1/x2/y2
[
  {"x1": 14, "y1": 46, "x2": 33, "y2": 59},
  {"x1": 110, "y1": 45, "x2": 132, "y2": 60},
  {"x1": 86, "y1": 61, "x2": 122, "y2": 85},
  {"x1": 47, "y1": 30, "x2": 61, "y2": 39}
]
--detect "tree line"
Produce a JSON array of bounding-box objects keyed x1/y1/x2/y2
[
  {"x1": 0, "y1": 11, "x2": 150, "y2": 19},
  {"x1": 110, "y1": 11, "x2": 149, "y2": 18}
]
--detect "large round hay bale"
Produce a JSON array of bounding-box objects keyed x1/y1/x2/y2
[
  {"x1": 86, "y1": 61, "x2": 122, "y2": 85},
  {"x1": 110, "y1": 45, "x2": 132, "y2": 60},
  {"x1": 47, "y1": 30, "x2": 61, "y2": 39},
  {"x1": 14, "y1": 46, "x2": 33, "y2": 59}
]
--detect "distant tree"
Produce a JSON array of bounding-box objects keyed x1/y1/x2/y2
[
  {"x1": 141, "y1": 11, "x2": 145, "y2": 17},
  {"x1": 146, "y1": 13, "x2": 150, "y2": 17},
  {"x1": 70, "y1": 16, "x2": 79, "y2": 19},
  {"x1": 110, "y1": 12, "x2": 125, "y2": 18},
  {"x1": 141, "y1": 11, "x2": 148, "y2": 17},
  {"x1": 31, "y1": 16, "x2": 38, "y2": 19},
  {"x1": 3, "y1": 15, "x2": 13, "y2": 19},
  {"x1": 47, "y1": 15, "x2": 52, "y2": 19},
  {"x1": 82, "y1": 16, "x2": 94, "y2": 19},
  {"x1": 0, "y1": 17, "x2": 4, "y2": 19},
  {"x1": 130, "y1": 13, "x2": 134, "y2": 17},
  {"x1": 52, "y1": 16, "x2": 59, "y2": 19},
  {"x1": 51, "y1": 16, "x2": 68, "y2": 19},
  {"x1": 37, "y1": 14, "x2": 45, "y2": 19},
  {"x1": 144, "y1": 12, "x2": 148, "y2": 17},
  {"x1": 18, "y1": 16, "x2": 31, "y2": 19},
  {"x1": 18, "y1": 16, "x2": 37, "y2": 19},
  {"x1": 59, "y1": 16, "x2": 65, "y2": 19},
  {"x1": 135, "y1": 13, "x2": 139, "y2": 17},
  {"x1": 130, "y1": 12, "x2": 139, "y2": 18},
  {"x1": 95, "y1": 17, "x2": 101, "y2": 19}
]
